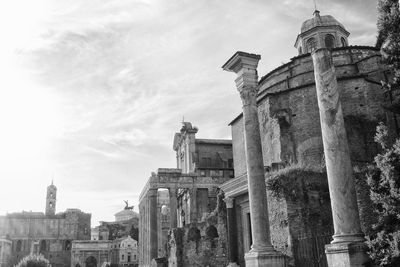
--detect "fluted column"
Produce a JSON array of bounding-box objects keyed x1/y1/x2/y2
[
  {"x1": 148, "y1": 189, "x2": 158, "y2": 261},
  {"x1": 312, "y1": 48, "x2": 368, "y2": 267},
  {"x1": 225, "y1": 197, "x2": 239, "y2": 267},
  {"x1": 169, "y1": 187, "x2": 178, "y2": 228},
  {"x1": 223, "y1": 51, "x2": 285, "y2": 267}
]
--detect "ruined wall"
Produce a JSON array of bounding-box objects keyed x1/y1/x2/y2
[{"x1": 167, "y1": 194, "x2": 228, "y2": 267}]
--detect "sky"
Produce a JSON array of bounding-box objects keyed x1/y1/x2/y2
[{"x1": 0, "y1": 0, "x2": 379, "y2": 225}]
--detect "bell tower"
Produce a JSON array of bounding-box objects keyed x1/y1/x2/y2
[{"x1": 45, "y1": 181, "x2": 57, "y2": 216}]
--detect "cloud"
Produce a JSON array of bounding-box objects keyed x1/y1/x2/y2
[{"x1": 0, "y1": 0, "x2": 379, "y2": 224}]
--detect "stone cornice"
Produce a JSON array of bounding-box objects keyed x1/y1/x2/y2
[{"x1": 220, "y1": 173, "x2": 249, "y2": 198}]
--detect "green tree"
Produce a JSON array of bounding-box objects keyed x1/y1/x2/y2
[
  {"x1": 366, "y1": 123, "x2": 400, "y2": 266},
  {"x1": 15, "y1": 254, "x2": 51, "y2": 267},
  {"x1": 377, "y1": 0, "x2": 400, "y2": 115}
]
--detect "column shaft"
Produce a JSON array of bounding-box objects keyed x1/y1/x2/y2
[
  {"x1": 148, "y1": 189, "x2": 158, "y2": 260},
  {"x1": 241, "y1": 87, "x2": 272, "y2": 251},
  {"x1": 169, "y1": 188, "x2": 178, "y2": 228},
  {"x1": 189, "y1": 188, "x2": 197, "y2": 223},
  {"x1": 225, "y1": 198, "x2": 238, "y2": 264},
  {"x1": 312, "y1": 48, "x2": 364, "y2": 243}
]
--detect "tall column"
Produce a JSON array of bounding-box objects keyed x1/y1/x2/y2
[
  {"x1": 189, "y1": 188, "x2": 197, "y2": 223},
  {"x1": 148, "y1": 189, "x2": 158, "y2": 262},
  {"x1": 169, "y1": 187, "x2": 178, "y2": 228},
  {"x1": 225, "y1": 198, "x2": 239, "y2": 267},
  {"x1": 223, "y1": 51, "x2": 285, "y2": 267},
  {"x1": 312, "y1": 48, "x2": 368, "y2": 267}
]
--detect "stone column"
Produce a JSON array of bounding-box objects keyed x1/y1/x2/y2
[
  {"x1": 312, "y1": 48, "x2": 368, "y2": 267},
  {"x1": 169, "y1": 187, "x2": 178, "y2": 228},
  {"x1": 225, "y1": 198, "x2": 239, "y2": 267},
  {"x1": 189, "y1": 188, "x2": 197, "y2": 223},
  {"x1": 222, "y1": 51, "x2": 285, "y2": 267},
  {"x1": 148, "y1": 189, "x2": 159, "y2": 262}
]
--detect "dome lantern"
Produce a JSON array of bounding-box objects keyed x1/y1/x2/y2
[{"x1": 294, "y1": 10, "x2": 350, "y2": 55}]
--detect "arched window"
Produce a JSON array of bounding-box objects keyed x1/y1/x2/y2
[
  {"x1": 16, "y1": 240, "x2": 22, "y2": 252},
  {"x1": 307, "y1": 38, "x2": 317, "y2": 53},
  {"x1": 325, "y1": 34, "x2": 335, "y2": 49},
  {"x1": 298, "y1": 46, "x2": 303, "y2": 54},
  {"x1": 341, "y1": 37, "x2": 347, "y2": 47}
]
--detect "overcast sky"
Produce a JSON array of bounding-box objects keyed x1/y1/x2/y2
[{"x1": 0, "y1": 0, "x2": 378, "y2": 225}]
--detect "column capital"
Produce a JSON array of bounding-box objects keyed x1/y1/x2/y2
[
  {"x1": 224, "y1": 197, "x2": 234, "y2": 209},
  {"x1": 239, "y1": 86, "x2": 258, "y2": 106},
  {"x1": 222, "y1": 51, "x2": 261, "y2": 74},
  {"x1": 223, "y1": 51, "x2": 260, "y2": 106}
]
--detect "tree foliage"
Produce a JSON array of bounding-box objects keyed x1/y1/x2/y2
[
  {"x1": 377, "y1": 0, "x2": 400, "y2": 114},
  {"x1": 15, "y1": 254, "x2": 51, "y2": 267},
  {"x1": 366, "y1": 123, "x2": 400, "y2": 266}
]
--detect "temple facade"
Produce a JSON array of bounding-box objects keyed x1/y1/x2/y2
[{"x1": 220, "y1": 10, "x2": 394, "y2": 267}]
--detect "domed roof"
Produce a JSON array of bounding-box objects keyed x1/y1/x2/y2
[
  {"x1": 114, "y1": 209, "x2": 139, "y2": 217},
  {"x1": 301, "y1": 10, "x2": 346, "y2": 33}
]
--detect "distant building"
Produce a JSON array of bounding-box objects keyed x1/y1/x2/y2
[
  {"x1": 91, "y1": 227, "x2": 100, "y2": 241},
  {"x1": 71, "y1": 240, "x2": 112, "y2": 267},
  {"x1": 0, "y1": 182, "x2": 91, "y2": 267},
  {"x1": 95, "y1": 205, "x2": 139, "y2": 242},
  {"x1": 114, "y1": 207, "x2": 138, "y2": 222},
  {"x1": 112, "y1": 236, "x2": 138, "y2": 266},
  {"x1": 0, "y1": 237, "x2": 12, "y2": 267},
  {"x1": 72, "y1": 236, "x2": 138, "y2": 267}
]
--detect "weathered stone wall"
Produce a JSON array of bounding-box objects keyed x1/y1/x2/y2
[
  {"x1": 229, "y1": 168, "x2": 333, "y2": 266},
  {"x1": 230, "y1": 47, "x2": 389, "y2": 177},
  {"x1": 167, "y1": 194, "x2": 228, "y2": 267}
]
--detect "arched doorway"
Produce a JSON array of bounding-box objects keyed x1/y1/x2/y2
[{"x1": 85, "y1": 256, "x2": 97, "y2": 267}]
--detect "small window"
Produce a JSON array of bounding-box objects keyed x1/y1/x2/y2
[
  {"x1": 299, "y1": 46, "x2": 303, "y2": 54},
  {"x1": 341, "y1": 37, "x2": 347, "y2": 47},
  {"x1": 122, "y1": 254, "x2": 124, "y2": 261},
  {"x1": 325, "y1": 34, "x2": 335, "y2": 49},
  {"x1": 307, "y1": 37, "x2": 317, "y2": 53}
]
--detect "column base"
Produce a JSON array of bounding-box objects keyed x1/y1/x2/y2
[
  {"x1": 244, "y1": 249, "x2": 285, "y2": 267},
  {"x1": 325, "y1": 241, "x2": 369, "y2": 267},
  {"x1": 227, "y1": 262, "x2": 240, "y2": 267}
]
